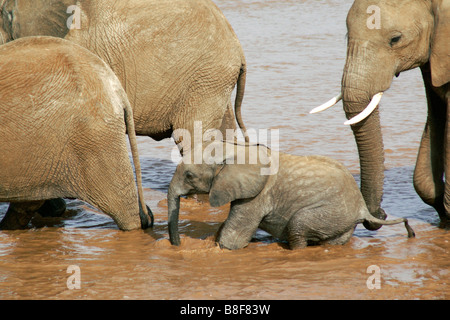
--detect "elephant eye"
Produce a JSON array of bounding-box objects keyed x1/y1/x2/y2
[
  {"x1": 185, "y1": 171, "x2": 194, "y2": 180},
  {"x1": 390, "y1": 35, "x2": 401, "y2": 46}
]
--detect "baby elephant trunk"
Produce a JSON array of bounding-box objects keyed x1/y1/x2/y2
[
  {"x1": 358, "y1": 209, "x2": 416, "y2": 238},
  {"x1": 167, "y1": 189, "x2": 181, "y2": 246}
]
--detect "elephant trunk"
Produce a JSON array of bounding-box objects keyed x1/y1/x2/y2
[
  {"x1": 341, "y1": 40, "x2": 394, "y2": 229},
  {"x1": 168, "y1": 186, "x2": 181, "y2": 246},
  {"x1": 343, "y1": 96, "x2": 386, "y2": 230}
]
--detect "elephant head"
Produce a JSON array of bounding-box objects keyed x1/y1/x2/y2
[
  {"x1": 312, "y1": 0, "x2": 450, "y2": 228},
  {"x1": 167, "y1": 141, "x2": 271, "y2": 246}
]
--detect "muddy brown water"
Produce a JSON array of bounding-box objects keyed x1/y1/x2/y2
[{"x1": 0, "y1": 0, "x2": 448, "y2": 300}]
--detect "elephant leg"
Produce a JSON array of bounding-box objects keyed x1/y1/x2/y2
[
  {"x1": 413, "y1": 121, "x2": 445, "y2": 217},
  {"x1": 325, "y1": 227, "x2": 355, "y2": 246},
  {"x1": 286, "y1": 209, "x2": 355, "y2": 249},
  {"x1": 286, "y1": 214, "x2": 309, "y2": 249},
  {"x1": 414, "y1": 70, "x2": 447, "y2": 220},
  {"x1": 287, "y1": 235, "x2": 308, "y2": 250},
  {"x1": 443, "y1": 97, "x2": 450, "y2": 222},
  {"x1": 37, "y1": 198, "x2": 67, "y2": 217},
  {"x1": 0, "y1": 201, "x2": 45, "y2": 230},
  {"x1": 174, "y1": 95, "x2": 230, "y2": 157},
  {"x1": 219, "y1": 100, "x2": 237, "y2": 139},
  {"x1": 216, "y1": 200, "x2": 261, "y2": 250},
  {"x1": 80, "y1": 145, "x2": 146, "y2": 231}
]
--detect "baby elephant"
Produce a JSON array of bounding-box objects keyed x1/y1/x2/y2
[
  {"x1": 168, "y1": 141, "x2": 415, "y2": 249},
  {"x1": 0, "y1": 36, "x2": 153, "y2": 230}
]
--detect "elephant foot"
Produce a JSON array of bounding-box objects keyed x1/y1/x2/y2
[
  {"x1": 288, "y1": 237, "x2": 308, "y2": 250},
  {"x1": 438, "y1": 216, "x2": 450, "y2": 229},
  {"x1": 436, "y1": 194, "x2": 450, "y2": 228},
  {"x1": 37, "y1": 198, "x2": 67, "y2": 217},
  {"x1": 0, "y1": 201, "x2": 45, "y2": 230},
  {"x1": 139, "y1": 203, "x2": 154, "y2": 229},
  {"x1": 363, "y1": 207, "x2": 387, "y2": 231}
]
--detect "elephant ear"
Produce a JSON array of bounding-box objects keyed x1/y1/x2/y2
[
  {"x1": 430, "y1": 0, "x2": 450, "y2": 87},
  {"x1": 208, "y1": 144, "x2": 270, "y2": 207}
]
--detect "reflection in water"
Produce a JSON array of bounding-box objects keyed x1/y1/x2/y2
[{"x1": 0, "y1": 0, "x2": 448, "y2": 300}]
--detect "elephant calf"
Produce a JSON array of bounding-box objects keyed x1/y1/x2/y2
[
  {"x1": 168, "y1": 141, "x2": 415, "y2": 249},
  {"x1": 0, "y1": 36, "x2": 153, "y2": 230}
]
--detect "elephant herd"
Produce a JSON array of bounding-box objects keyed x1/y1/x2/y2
[{"x1": 0, "y1": 0, "x2": 448, "y2": 250}]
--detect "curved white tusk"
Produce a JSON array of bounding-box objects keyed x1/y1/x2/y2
[
  {"x1": 309, "y1": 93, "x2": 342, "y2": 114},
  {"x1": 344, "y1": 92, "x2": 384, "y2": 125}
]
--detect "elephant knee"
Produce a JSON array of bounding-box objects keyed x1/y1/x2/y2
[
  {"x1": 216, "y1": 228, "x2": 250, "y2": 250},
  {"x1": 413, "y1": 168, "x2": 447, "y2": 218},
  {"x1": 413, "y1": 170, "x2": 444, "y2": 207},
  {"x1": 286, "y1": 216, "x2": 309, "y2": 249}
]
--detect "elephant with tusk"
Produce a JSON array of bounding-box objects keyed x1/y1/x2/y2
[
  {"x1": 311, "y1": 0, "x2": 450, "y2": 226},
  {"x1": 167, "y1": 141, "x2": 415, "y2": 250},
  {"x1": 0, "y1": 36, "x2": 153, "y2": 231}
]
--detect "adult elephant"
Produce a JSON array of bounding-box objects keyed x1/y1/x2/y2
[
  {"x1": 0, "y1": 0, "x2": 248, "y2": 219},
  {"x1": 312, "y1": 0, "x2": 449, "y2": 227},
  {"x1": 0, "y1": 0, "x2": 248, "y2": 147},
  {"x1": 0, "y1": 36, "x2": 152, "y2": 231}
]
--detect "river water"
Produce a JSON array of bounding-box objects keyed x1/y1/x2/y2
[{"x1": 0, "y1": 0, "x2": 448, "y2": 300}]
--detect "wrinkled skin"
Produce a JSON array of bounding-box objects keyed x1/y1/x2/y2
[
  {"x1": 0, "y1": 0, "x2": 248, "y2": 216},
  {"x1": 167, "y1": 142, "x2": 414, "y2": 250},
  {"x1": 338, "y1": 0, "x2": 450, "y2": 227},
  {"x1": 0, "y1": 37, "x2": 152, "y2": 231},
  {"x1": 0, "y1": 0, "x2": 247, "y2": 140}
]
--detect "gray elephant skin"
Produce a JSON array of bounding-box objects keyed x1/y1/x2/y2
[
  {"x1": 314, "y1": 0, "x2": 450, "y2": 226},
  {"x1": 0, "y1": 0, "x2": 248, "y2": 143},
  {"x1": 0, "y1": 0, "x2": 248, "y2": 219},
  {"x1": 167, "y1": 142, "x2": 415, "y2": 250},
  {"x1": 0, "y1": 36, "x2": 152, "y2": 231}
]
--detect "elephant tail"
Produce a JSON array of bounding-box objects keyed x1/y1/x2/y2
[
  {"x1": 357, "y1": 207, "x2": 415, "y2": 238},
  {"x1": 122, "y1": 98, "x2": 154, "y2": 229},
  {"x1": 235, "y1": 62, "x2": 249, "y2": 143}
]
